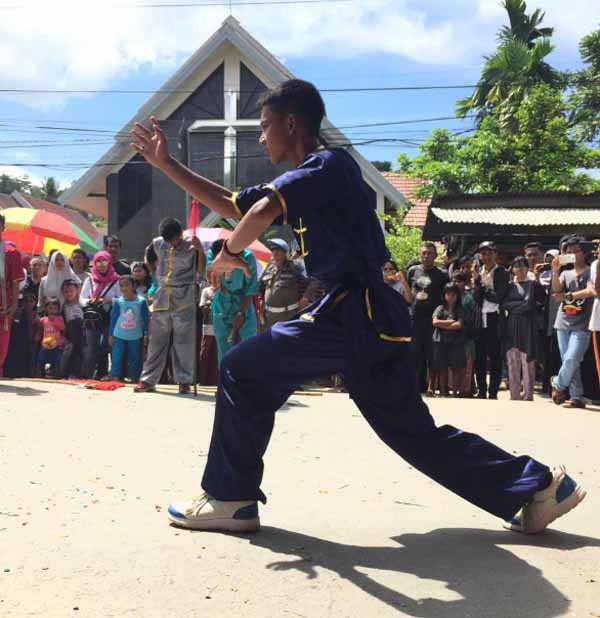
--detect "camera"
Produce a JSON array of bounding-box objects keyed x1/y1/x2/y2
[{"x1": 558, "y1": 254, "x2": 576, "y2": 266}]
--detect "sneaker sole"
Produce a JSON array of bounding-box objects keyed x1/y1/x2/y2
[
  {"x1": 167, "y1": 512, "x2": 260, "y2": 533},
  {"x1": 504, "y1": 484, "x2": 587, "y2": 534}
]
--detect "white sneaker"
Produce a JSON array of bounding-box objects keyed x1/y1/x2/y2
[
  {"x1": 503, "y1": 466, "x2": 586, "y2": 534},
  {"x1": 167, "y1": 492, "x2": 260, "y2": 532}
]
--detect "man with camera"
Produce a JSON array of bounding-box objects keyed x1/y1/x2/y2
[{"x1": 551, "y1": 236, "x2": 595, "y2": 409}]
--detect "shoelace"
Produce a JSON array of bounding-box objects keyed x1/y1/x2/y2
[{"x1": 185, "y1": 492, "x2": 211, "y2": 517}]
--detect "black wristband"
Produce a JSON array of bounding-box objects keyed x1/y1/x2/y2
[{"x1": 223, "y1": 240, "x2": 243, "y2": 258}]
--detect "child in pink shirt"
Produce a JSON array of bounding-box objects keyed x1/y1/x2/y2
[{"x1": 38, "y1": 298, "x2": 65, "y2": 378}]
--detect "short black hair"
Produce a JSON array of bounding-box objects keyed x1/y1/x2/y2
[
  {"x1": 421, "y1": 242, "x2": 437, "y2": 256},
  {"x1": 119, "y1": 274, "x2": 135, "y2": 288},
  {"x1": 512, "y1": 256, "x2": 529, "y2": 269},
  {"x1": 384, "y1": 260, "x2": 399, "y2": 271},
  {"x1": 565, "y1": 235, "x2": 586, "y2": 250},
  {"x1": 71, "y1": 248, "x2": 87, "y2": 259},
  {"x1": 259, "y1": 79, "x2": 326, "y2": 136},
  {"x1": 159, "y1": 218, "x2": 183, "y2": 242},
  {"x1": 458, "y1": 255, "x2": 472, "y2": 266},
  {"x1": 105, "y1": 235, "x2": 122, "y2": 247},
  {"x1": 45, "y1": 297, "x2": 60, "y2": 309},
  {"x1": 524, "y1": 242, "x2": 542, "y2": 251},
  {"x1": 61, "y1": 278, "x2": 80, "y2": 290}
]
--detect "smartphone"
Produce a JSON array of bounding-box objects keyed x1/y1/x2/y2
[{"x1": 558, "y1": 254, "x2": 576, "y2": 265}]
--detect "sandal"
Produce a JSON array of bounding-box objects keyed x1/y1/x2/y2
[{"x1": 563, "y1": 399, "x2": 586, "y2": 409}]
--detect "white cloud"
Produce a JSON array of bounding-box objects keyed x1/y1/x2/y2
[
  {"x1": 0, "y1": 165, "x2": 44, "y2": 186},
  {"x1": 0, "y1": 0, "x2": 597, "y2": 110}
]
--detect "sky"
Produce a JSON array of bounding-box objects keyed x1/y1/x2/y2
[{"x1": 0, "y1": 0, "x2": 597, "y2": 192}]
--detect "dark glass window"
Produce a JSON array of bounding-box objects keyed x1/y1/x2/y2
[
  {"x1": 171, "y1": 63, "x2": 224, "y2": 121},
  {"x1": 189, "y1": 132, "x2": 224, "y2": 185},
  {"x1": 239, "y1": 63, "x2": 268, "y2": 119},
  {"x1": 236, "y1": 132, "x2": 288, "y2": 188},
  {"x1": 117, "y1": 154, "x2": 152, "y2": 229}
]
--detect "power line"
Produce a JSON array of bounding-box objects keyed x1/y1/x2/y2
[{"x1": 0, "y1": 0, "x2": 349, "y2": 9}]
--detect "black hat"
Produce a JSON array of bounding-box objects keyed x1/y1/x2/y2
[{"x1": 478, "y1": 241, "x2": 496, "y2": 251}]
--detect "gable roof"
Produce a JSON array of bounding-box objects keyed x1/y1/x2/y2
[
  {"x1": 60, "y1": 16, "x2": 402, "y2": 218},
  {"x1": 382, "y1": 172, "x2": 430, "y2": 227}
]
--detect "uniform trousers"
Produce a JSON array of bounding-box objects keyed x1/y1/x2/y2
[
  {"x1": 202, "y1": 298, "x2": 551, "y2": 521},
  {"x1": 140, "y1": 309, "x2": 194, "y2": 385}
]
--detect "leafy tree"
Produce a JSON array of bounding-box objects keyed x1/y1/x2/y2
[
  {"x1": 400, "y1": 85, "x2": 600, "y2": 198},
  {"x1": 457, "y1": 0, "x2": 561, "y2": 129},
  {"x1": 569, "y1": 25, "x2": 600, "y2": 141},
  {"x1": 0, "y1": 173, "x2": 35, "y2": 195},
  {"x1": 370, "y1": 160, "x2": 392, "y2": 172},
  {"x1": 381, "y1": 212, "x2": 423, "y2": 272},
  {"x1": 41, "y1": 177, "x2": 61, "y2": 203}
]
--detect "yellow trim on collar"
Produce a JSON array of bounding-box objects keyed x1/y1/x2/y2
[
  {"x1": 229, "y1": 192, "x2": 243, "y2": 219},
  {"x1": 265, "y1": 184, "x2": 288, "y2": 225}
]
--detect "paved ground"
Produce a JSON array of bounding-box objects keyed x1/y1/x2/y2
[{"x1": 1, "y1": 380, "x2": 599, "y2": 618}]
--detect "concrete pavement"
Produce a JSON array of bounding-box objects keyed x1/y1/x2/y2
[{"x1": 1, "y1": 380, "x2": 599, "y2": 617}]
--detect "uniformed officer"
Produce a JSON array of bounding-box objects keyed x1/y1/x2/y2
[
  {"x1": 131, "y1": 79, "x2": 585, "y2": 536},
  {"x1": 259, "y1": 238, "x2": 318, "y2": 329}
]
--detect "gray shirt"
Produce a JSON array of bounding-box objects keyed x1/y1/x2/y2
[{"x1": 554, "y1": 267, "x2": 592, "y2": 331}]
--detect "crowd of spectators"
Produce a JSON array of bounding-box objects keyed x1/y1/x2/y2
[
  {"x1": 388, "y1": 237, "x2": 600, "y2": 408},
  {"x1": 2, "y1": 207, "x2": 600, "y2": 407}
]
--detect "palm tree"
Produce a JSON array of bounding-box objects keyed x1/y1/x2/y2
[
  {"x1": 457, "y1": 0, "x2": 560, "y2": 129},
  {"x1": 41, "y1": 177, "x2": 60, "y2": 203},
  {"x1": 568, "y1": 25, "x2": 600, "y2": 141},
  {"x1": 497, "y1": 0, "x2": 553, "y2": 47}
]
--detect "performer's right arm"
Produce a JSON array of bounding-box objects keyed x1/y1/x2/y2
[{"x1": 130, "y1": 117, "x2": 240, "y2": 221}]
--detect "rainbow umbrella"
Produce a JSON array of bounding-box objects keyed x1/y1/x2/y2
[
  {"x1": 1, "y1": 207, "x2": 99, "y2": 255},
  {"x1": 185, "y1": 227, "x2": 272, "y2": 274}
]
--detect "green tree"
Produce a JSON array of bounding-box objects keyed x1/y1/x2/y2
[
  {"x1": 41, "y1": 177, "x2": 61, "y2": 203},
  {"x1": 400, "y1": 85, "x2": 600, "y2": 197},
  {"x1": 381, "y1": 212, "x2": 423, "y2": 272},
  {"x1": 370, "y1": 160, "x2": 392, "y2": 172},
  {"x1": 457, "y1": 0, "x2": 561, "y2": 130},
  {"x1": 569, "y1": 25, "x2": 600, "y2": 141}
]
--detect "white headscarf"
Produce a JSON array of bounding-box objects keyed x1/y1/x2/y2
[{"x1": 43, "y1": 251, "x2": 78, "y2": 304}]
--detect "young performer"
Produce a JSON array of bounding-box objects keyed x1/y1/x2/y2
[
  {"x1": 131, "y1": 80, "x2": 586, "y2": 535},
  {"x1": 134, "y1": 218, "x2": 205, "y2": 395}
]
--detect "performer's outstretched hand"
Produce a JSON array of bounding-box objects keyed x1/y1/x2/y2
[
  {"x1": 207, "y1": 250, "x2": 250, "y2": 288},
  {"x1": 130, "y1": 116, "x2": 170, "y2": 168}
]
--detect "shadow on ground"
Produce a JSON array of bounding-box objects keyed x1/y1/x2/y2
[
  {"x1": 0, "y1": 383, "x2": 47, "y2": 397},
  {"x1": 248, "y1": 526, "x2": 600, "y2": 617}
]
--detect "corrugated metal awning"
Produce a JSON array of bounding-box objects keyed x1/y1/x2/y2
[{"x1": 431, "y1": 208, "x2": 600, "y2": 226}]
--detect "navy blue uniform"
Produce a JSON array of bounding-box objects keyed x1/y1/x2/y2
[{"x1": 202, "y1": 147, "x2": 550, "y2": 520}]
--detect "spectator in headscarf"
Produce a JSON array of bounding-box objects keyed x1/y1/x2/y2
[
  {"x1": 37, "y1": 251, "x2": 78, "y2": 311},
  {"x1": 81, "y1": 250, "x2": 121, "y2": 379}
]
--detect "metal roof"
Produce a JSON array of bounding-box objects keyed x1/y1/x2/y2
[{"x1": 431, "y1": 207, "x2": 600, "y2": 226}]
